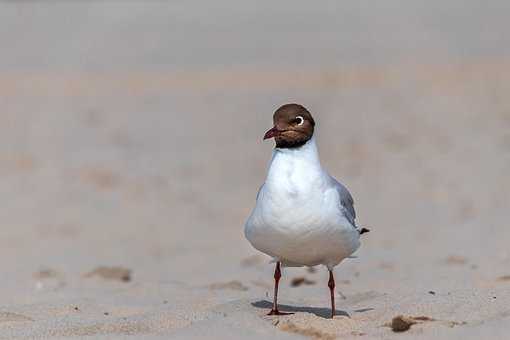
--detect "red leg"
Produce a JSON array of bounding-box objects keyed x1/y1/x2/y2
[
  {"x1": 268, "y1": 262, "x2": 292, "y2": 315},
  {"x1": 328, "y1": 270, "x2": 336, "y2": 318}
]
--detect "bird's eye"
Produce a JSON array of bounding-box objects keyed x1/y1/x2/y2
[{"x1": 294, "y1": 116, "x2": 304, "y2": 126}]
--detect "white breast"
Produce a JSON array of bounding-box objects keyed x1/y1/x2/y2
[{"x1": 245, "y1": 137, "x2": 360, "y2": 269}]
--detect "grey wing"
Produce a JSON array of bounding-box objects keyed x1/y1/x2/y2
[
  {"x1": 330, "y1": 176, "x2": 356, "y2": 226},
  {"x1": 255, "y1": 184, "x2": 264, "y2": 201}
]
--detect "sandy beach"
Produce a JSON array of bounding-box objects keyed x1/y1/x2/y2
[{"x1": 1, "y1": 2, "x2": 510, "y2": 339}]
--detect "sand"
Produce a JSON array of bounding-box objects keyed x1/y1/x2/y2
[{"x1": 1, "y1": 1, "x2": 510, "y2": 339}]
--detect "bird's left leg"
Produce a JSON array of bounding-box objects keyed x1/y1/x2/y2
[{"x1": 328, "y1": 270, "x2": 336, "y2": 318}]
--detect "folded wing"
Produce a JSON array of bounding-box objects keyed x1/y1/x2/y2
[{"x1": 329, "y1": 176, "x2": 356, "y2": 226}]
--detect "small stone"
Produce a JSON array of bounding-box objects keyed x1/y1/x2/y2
[
  {"x1": 390, "y1": 315, "x2": 417, "y2": 332},
  {"x1": 387, "y1": 315, "x2": 435, "y2": 332}
]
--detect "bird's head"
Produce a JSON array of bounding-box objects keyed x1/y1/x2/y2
[{"x1": 263, "y1": 104, "x2": 315, "y2": 148}]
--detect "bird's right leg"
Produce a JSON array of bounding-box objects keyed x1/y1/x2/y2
[
  {"x1": 267, "y1": 261, "x2": 292, "y2": 315},
  {"x1": 328, "y1": 270, "x2": 336, "y2": 318}
]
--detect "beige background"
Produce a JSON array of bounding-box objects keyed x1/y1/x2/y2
[{"x1": 1, "y1": 1, "x2": 510, "y2": 339}]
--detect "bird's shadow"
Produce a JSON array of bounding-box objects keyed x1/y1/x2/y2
[{"x1": 252, "y1": 300, "x2": 350, "y2": 319}]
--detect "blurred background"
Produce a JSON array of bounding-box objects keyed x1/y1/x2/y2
[{"x1": 1, "y1": 1, "x2": 510, "y2": 336}]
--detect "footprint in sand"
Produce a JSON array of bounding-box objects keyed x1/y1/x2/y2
[
  {"x1": 497, "y1": 275, "x2": 510, "y2": 282},
  {"x1": 84, "y1": 266, "x2": 132, "y2": 282},
  {"x1": 33, "y1": 268, "x2": 66, "y2": 291},
  {"x1": 208, "y1": 281, "x2": 249, "y2": 291},
  {"x1": 445, "y1": 255, "x2": 468, "y2": 265},
  {"x1": 290, "y1": 277, "x2": 316, "y2": 287},
  {"x1": 0, "y1": 312, "x2": 33, "y2": 323}
]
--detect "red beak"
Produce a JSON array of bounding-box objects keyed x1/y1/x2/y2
[{"x1": 263, "y1": 126, "x2": 280, "y2": 140}]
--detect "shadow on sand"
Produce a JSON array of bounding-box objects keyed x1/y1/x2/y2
[{"x1": 252, "y1": 300, "x2": 351, "y2": 319}]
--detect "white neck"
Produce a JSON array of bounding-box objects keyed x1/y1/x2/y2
[{"x1": 266, "y1": 136, "x2": 323, "y2": 186}]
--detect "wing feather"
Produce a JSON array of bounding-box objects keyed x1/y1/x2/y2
[{"x1": 329, "y1": 176, "x2": 356, "y2": 226}]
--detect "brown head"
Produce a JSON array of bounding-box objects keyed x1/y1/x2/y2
[{"x1": 264, "y1": 104, "x2": 315, "y2": 148}]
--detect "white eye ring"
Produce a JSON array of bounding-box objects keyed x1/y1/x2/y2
[{"x1": 296, "y1": 116, "x2": 304, "y2": 126}]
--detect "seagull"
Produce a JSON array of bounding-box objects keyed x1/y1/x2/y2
[{"x1": 245, "y1": 104, "x2": 369, "y2": 318}]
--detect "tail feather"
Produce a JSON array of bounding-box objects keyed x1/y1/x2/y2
[{"x1": 359, "y1": 227, "x2": 370, "y2": 235}]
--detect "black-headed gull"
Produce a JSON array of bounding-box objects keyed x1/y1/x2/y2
[{"x1": 245, "y1": 104, "x2": 369, "y2": 318}]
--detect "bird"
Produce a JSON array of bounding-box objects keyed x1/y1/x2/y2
[{"x1": 245, "y1": 103, "x2": 369, "y2": 318}]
